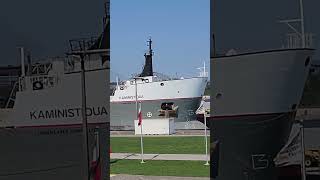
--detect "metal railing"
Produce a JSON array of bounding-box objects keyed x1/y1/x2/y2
[
  {"x1": 284, "y1": 33, "x2": 315, "y2": 49},
  {"x1": 18, "y1": 75, "x2": 58, "y2": 92}
]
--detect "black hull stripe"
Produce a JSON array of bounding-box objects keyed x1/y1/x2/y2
[
  {"x1": 1, "y1": 122, "x2": 108, "y2": 129},
  {"x1": 212, "y1": 48, "x2": 314, "y2": 59},
  {"x1": 209, "y1": 111, "x2": 295, "y2": 120}
]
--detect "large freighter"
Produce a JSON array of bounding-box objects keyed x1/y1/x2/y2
[
  {"x1": 110, "y1": 39, "x2": 208, "y2": 130},
  {"x1": 210, "y1": 0, "x2": 316, "y2": 179},
  {"x1": 210, "y1": 49, "x2": 314, "y2": 180}
]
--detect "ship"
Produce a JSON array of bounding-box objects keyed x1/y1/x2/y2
[
  {"x1": 210, "y1": 1, "x2": 315, "y2": 179},
  {"x1": 210, "y1": 48, "x2": 313, "y2": 180},
  {"x1": 110, "y1": 39, "x2": 208, "y2": 130},
  {"x1": 0, "y1": 2, "x2": 109, "y2": 179}
]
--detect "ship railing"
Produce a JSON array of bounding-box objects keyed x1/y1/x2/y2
[
  {"x1": 31, "y1": 62, "x2": 53, "y2": 75},
  {"x1": 284, "y1": 33, "x2": 315, "y2": 49},
  {"x1": 69, "y1": 37, "x2": 99, "y2": 52},
  {"x1": 18, "y1": 75, "x2": 58, "y2": 91}
]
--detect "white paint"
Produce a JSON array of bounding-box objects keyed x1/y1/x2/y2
[
  {"x1": 0, "y1": 58, "x2": 109, "y2": 127},
  {"x1": 211, "y1": 49, "x2": 314, "y2": 116},
  {"x1": 111, "y1": 76, "x2": 207, "y2": 102},
  {"x1": 134, "y1": 118, "x2": 175, "y2": 135}
]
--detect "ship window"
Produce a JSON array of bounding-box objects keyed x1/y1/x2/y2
[
  {"x1": 161, "y1": 102, "x2": 174, "y2": 110},
  {"x1": 145, "y1": 79, "x2": 149, "y2": 83},
  {"x1": 291, "y1": 104, "x2": 297, "y2": 110},
  {"x1": 216, "y1": 93, "x2": 222, "y2": 99},
  {"x1": 120, "y1": 87, "x2": 124, "y2": 90},
  {"x1": 160, "y1": 83, "x2": 164, "y2": 86}
]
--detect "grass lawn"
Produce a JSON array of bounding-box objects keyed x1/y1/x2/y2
[
  {"x1": 111, "y1": 136, "x2": 210, "y2": 154},
  {"x1": 110, "y1": 159, "x2": 210, "y2": 177}
]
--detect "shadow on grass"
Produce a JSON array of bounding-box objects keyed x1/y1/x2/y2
[{"x1": 110, "y1": 159, "x2": 123, "y2": 164}]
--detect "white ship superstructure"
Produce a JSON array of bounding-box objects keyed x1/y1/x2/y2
[
  {"x1": 110, "y1": 39, "x2": 208, "y2": 130},
  {"x1": 0, "y1": 2, "x2": 110, "y2": 179}
]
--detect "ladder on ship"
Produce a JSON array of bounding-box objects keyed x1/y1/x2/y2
[
  {"x1": 4, "y1": 63, "x2": 52, "y2": 108},
  {"x1": 5, "y1": 81, "x2": 18, "y2": 108}
]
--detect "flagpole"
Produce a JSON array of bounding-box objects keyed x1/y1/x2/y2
[
  {"x1": 134, "y1": 77, "x2": 145, "y2": 164},
  {"x1": 135, "y1": 78, "x2": 138, "y2": 126},
  {"x1": 204, "y1": 109, "x2": 210, "y2": 166},
  {"x1": 139, "y1": 102, "x2": 145, "y2": 164}
]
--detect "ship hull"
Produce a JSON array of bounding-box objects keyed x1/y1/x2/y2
[
  {"x1": 0, "y1": 123, "x2": 109, "y2": 180},
  {"x1": 210, "y1": 48, "x2": 314, "y2": 180},
  {"x1": 211, "y1": 112, "x2": 295, "y2": 180},
  {"x1": 110, "y1": 97, "x2": 202, "y2": 130}
]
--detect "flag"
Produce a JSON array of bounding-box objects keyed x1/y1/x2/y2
[
  {"x1": 90, "y1": 132, "x2": 101, "y2": 180},
  {"x1": 138, "y1": 103, "x2": 142, "y2": 126},
  {"x1": 274, "y1": 124, "x2": 302, "y2": 167},
  {"x1": 211, "y1": 140, "x2": 220, "y2": 178}
]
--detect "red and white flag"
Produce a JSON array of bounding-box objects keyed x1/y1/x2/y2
[
  {"x1": 138, "y1": 103, "x2": 142, "y2": 126},
  {"x1": 274, "y1": 124, "x2": 302, "y2": 167},
  {"x1": 90, "y1": 132, "x2": 101, "y2": 180}
]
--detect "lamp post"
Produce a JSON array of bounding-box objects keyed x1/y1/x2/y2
[
  {"x1": 79, "y1": 53, "x2": 90, "y2": 180},
  {"x1": 68, "y1": 48, "x2": 109, "y2": 180},
  {"x1": 204, "y1": 109, "x2": 210, "y2": 166}
]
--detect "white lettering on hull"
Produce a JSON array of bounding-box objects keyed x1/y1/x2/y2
[
  {"x1": 30, "y1": 106, "x2": 108, "y2": 120},
  {"x1": 119, "y1": 95, "x2": 143, "y2": 100}
]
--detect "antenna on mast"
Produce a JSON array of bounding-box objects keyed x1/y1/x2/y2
[
  {"x1": 299, "y1": 0, "x2": 306, "y2": 48},
  {"x1": 147, "y1": 37, "x2": 153, "y2": 56},
  {"x1": 103, "y1": 1, "x2": 110, "y2": 27},
  {"x1": 197, "y1": 61, "x2": 208, "y2": 77}
]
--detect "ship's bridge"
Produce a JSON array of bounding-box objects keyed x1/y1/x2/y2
[{"x1": 126, "y1": 76, "x2": 154, "y2": 86}]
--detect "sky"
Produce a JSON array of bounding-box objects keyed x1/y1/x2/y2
[
  {"x1": 110, "y1": 0, "x2": 210, "y2": 81},
  {"x1": 0, "y1": 0, "x2": 104, "y2": 65},
  {"x1": 1, "y1": 0, "x2": 318, "y2": 80},
  {"x1": 212, "y1": 0, "x2": 320, "y2": 60}
]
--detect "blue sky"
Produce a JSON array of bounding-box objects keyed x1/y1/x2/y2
[{"x1": 110, "y1": 0, "x2": 210, "y2": 81}]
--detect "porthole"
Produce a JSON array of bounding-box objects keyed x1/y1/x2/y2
[
  {"x1": 160, "y1": 83, "x2": 164, "y2": 86},
  {"x1": 120, "y1": 87, "x2": 124, "y2": 90},
  {"x1": 145, "y1": 79, "x2": 149, "y2": 83}
]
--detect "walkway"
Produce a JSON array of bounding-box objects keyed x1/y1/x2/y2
[
  {"x1": 110, "y1": 174, "x2": 209, "y2": 180},
  {"x1": 111, "y1": 153, "x2": 209, "y2": 161}
]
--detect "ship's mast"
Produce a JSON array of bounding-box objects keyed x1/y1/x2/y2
[
  {"x1": 198, "y1": 61, "x2": 208, "y2": 77},
  {"x1": 299, "y1": 0, "x2": 306, "y2": 48},
  {"x1": 147, "y1": 38, "x2": 153, "y2": 56},
  {"x1": 279, "y1": 0, "x2": 312, "y2": 48},
  {"x1": 103, "y1": 1, "x2": 110, "y2": 27},
  {"x1": 139, "y1": 37, "x2": 154, "y2": 77}
]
